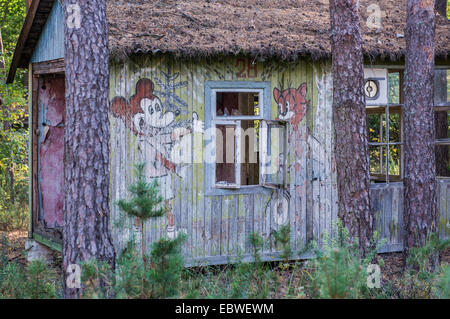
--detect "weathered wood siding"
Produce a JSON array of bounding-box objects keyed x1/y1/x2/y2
[
  {"x1": 438, "y1": 179, "x2": 450, "y2": 240},
  {"x1": 370, "y1": 179, "x2": 450, "y2": 253},
  {"x1": 108, "y1": 56, "x2": 339, "y2": 265},
  {"x1": 31, "y1": 0, "x2": 64, "y2": 63}
]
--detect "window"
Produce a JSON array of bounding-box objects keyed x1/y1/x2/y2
[
  {"x1": 435, "y1": 68, "x2": 450, "y2": 178},
  {"x1": 365, "y1": 67, "x2": 450, "y2": 182},
  {"x1": 365, "y1": 69, "x2": 403, "y2": 182},
  {"x1": 205, "y1": 81, "x2": 287, "y2": 194}
]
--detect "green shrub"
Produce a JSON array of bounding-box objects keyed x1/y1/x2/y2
[
  {"x1": 407, "y1": 233, "x2": 450, "y2": 278},
  {"x1": 148, "y1": 233, "x2": 186, "y2": 298},
  {"x1": 0, "y1": 237, "x2": 59, "y2": 299},
  {"x1": 309, "y1": 220, "x2": 383, "y2": 299},
  {"x1": 272, "y1": 225, "x2": 292, "y2": 262},
  {"x1": 434, "y1": 264, "x2": 450, "y2": 299},
  {"x1": 81, "y1": 234, "x2": 186, "y2": 299},
  {"x1": 23, "y1": 260, "x2": 59, "y2": 299},
  {"x1": 81, "y1": 259, "x2": 114, "y2": 299}
]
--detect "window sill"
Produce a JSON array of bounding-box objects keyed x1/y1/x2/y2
[{"x1": 205, "y1": 185, "x2": 274, "y2": 196}]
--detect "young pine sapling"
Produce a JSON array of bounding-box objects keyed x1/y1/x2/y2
[{"x1": 117, "y1": 163, "x2": 165, "y2": 282}]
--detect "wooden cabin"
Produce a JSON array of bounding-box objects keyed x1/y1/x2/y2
[{"x1": 7, "y1": 0, "x2": 450, "y2": 265}]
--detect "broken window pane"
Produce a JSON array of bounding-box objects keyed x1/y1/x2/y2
[
  {"x1": 367, "y1": 113, "x2": 382, "y2": 143},
  {"x1": 239, "y1": 120, "x2": 260, "y2": 186},
  {"x1": 369, "y1": 145, "x2": 386, "y2": 179},
  {"x1": 388, "y1": 71, "x2": 401, "y2": 104},
  {"x1": 216, "y1": 124, "x2": 236, "y2": 185},
  {"x1": 434, "y1": 69, "x2": 450, "y2": 106},
  {"x1": 261, "y1": 121, "x2": 287, "y2": 187},
  {"x1": 389, "y1": 145, "x2": 401, "y2": 177},
  {"x1": 216, "y1": 92, "x2": 259, "y2": 116},
  {"x1": 388, "y1": 112, "x2": 401, "y2": 143},
  {"x1": 436, "y1": 145, "x2": 450, "y2": 177}
]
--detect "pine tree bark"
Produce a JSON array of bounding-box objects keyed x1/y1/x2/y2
[
  {"x1": 403, "y1": 0, "x2": 438, "y2": 263},
  {"x1": 330, "y1": 0, "x2": 373, "y2": 252},
  {"x1": 63, "y1": 0, "x2": 115, "y2": 298}
]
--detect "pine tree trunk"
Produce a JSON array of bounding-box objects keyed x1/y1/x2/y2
[
  {"x1": 330, "y1": 0, "x2": 373, "y2": 253},
  {"x1": 403, "y1": 0, "x2": 438, "y2": 265},
  {"x1": 63, "y1": 0, "x2": 115, "y2": 298}
]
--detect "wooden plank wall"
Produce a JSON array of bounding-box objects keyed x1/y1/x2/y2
[
  {"x1": 108, "y1": 55, "x2": 338, "y2": 265},
  {"x1": 31, "y1": 0, "x2": 64, "y2": 63},
  {"x1": 371, "y1": 180, "x2": 450, "y2": 253},
  {"x1": 438, "y1": 179, "x2": 450, "y2": 240}
]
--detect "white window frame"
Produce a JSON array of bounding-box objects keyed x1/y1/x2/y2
[{"x1": 204, "y1": 81, "x2": 287, "y2": 195}]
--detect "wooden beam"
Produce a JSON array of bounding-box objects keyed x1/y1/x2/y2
[{"x1": 32, "y1": 58, "x2": 65, "y2": 75}]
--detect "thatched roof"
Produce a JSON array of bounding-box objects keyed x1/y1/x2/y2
[
  {"x1": 7, "y1": 0, "x2": 450, "y2": 82},
  {"x1": 108, "y1": 0, "x2": 450, "y2": 61}
]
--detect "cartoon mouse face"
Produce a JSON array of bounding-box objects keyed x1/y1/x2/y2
[{"x1": 138, "y1": 97, "x2": 176, "y2": 130}]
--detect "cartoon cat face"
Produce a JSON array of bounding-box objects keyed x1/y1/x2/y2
[{"x1": 273, "y1": 83, "x2": 308, "y2": 128}]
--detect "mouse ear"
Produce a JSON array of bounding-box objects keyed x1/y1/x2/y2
[
  {"x1": 130, "y1": 79, "x2": 154, "y2": 117},
  {"x1": 111, "y1": 96, "x2": 128, "y2": 118},
  {"x1": 135, "y1": 78, "x2": 154, "y2": 98}
]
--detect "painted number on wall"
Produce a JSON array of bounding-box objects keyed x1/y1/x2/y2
[{"x1": 235, "y1": 58, "x2": 258, "y2": 78}]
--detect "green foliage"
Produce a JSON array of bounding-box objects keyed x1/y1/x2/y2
[
  {"x1": 80, "y1": 259, "x2": 114, "y2": 299},
  {"x1": 116, "y1": 162, "x2": 167, "y2": 297},
  {"x1": 80, "y1": 234, "x2": 186, "y2": 299},
  {"x1": 0, "y1": 127, "x2": 29, "y2": 231},
  {"x1": 23, "y1": 260, "x2": 59, "y2": 299},
  {"x1": 248, "y1": 232, "x2": 263, "y2": 263},
  {"x1": 433, "y1": 264, "x2": 450, "y2": 299},
  {"x1": 388, "y1": 233, "x2": 450, "y2": 299},
  {"x1": 117, "y1": 163, "x2": 165, "y2": 221},
  {"x1": 181, "y1": 233, "x2": 279, "y2": 299},
  {"x1": 309, "y1": 220, "x2": 383, "y2": 299},
  {"x1": 148, "y1": 233, "x2": 186, "y2": 298},
  {"x1": 82, "y1": 169, "x2": 186, "y2": 299},
  {"x1": 406, "y1": 233, "x2": 450, "y2": 278},
  {"x1": 0, "y1": 235, "x2": 59, "y2": 299},
  {"x1": 272, "y1": 225, "x2": 292, "y2": 262},
  {"x1": 0, "y1": 0, "x2": 29, "y2": 232},
  {"x1": 114, "y1": 239, "x2": 145, "y2": 298}
]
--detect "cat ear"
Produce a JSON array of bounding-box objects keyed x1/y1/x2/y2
[
  {"x1": 273, "y1": 88, "x2": 281, "y2": 101},
  {"x1": 298, "y1": 83, "x2": 307, "y2": 97}
]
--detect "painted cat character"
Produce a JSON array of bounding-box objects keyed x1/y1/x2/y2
[{"x1": 273, "y1": 83, "x2": 308, "y2": 130}]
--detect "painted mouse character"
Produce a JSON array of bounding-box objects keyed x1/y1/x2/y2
[{"x1": 111, "y1": 78, "x2": 202, "y2": 239}]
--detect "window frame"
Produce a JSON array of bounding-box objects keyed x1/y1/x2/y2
[
  {"x1": 205, "y1": 80, "x2": 282, "y2": 195},
  {"x1": 366, "y1": 68, "x2": 404, "y2": 183},
  {"x1": 365, "y1": 65, "x2": 450, "y2": 182},
  {"x1": 434, "y1": 67, "x2": 450, "y2": 178}
]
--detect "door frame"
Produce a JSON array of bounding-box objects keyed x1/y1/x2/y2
[{"x1": 31, "y1": 58, "x2": 65, "y2": 247}]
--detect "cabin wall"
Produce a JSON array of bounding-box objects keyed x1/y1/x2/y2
[
  {"x1": 108, "y1": 55, "x2": 338, "y2": 265},
  {"x1": 108, "y1": 56, "x2": 449, "y2": 265}
]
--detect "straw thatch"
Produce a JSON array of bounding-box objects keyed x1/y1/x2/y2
[{"x1": 107, "y1": 0, "x2": 450, "y2": 61}]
